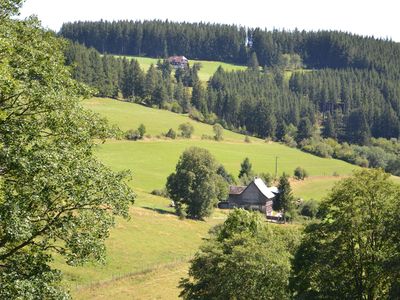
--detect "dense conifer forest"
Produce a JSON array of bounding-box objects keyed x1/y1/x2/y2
[
  {"x1": 61, "y1": 20, "x2": 400, "y2": 175},
  {"x1": 60, "y1": 20, "x2": 400, "y2": 75}
]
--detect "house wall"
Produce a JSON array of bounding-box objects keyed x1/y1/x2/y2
[{"x1": 227, "y1": 182, "x2": 274, "y2": 215}]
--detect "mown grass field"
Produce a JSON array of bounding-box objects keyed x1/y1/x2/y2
[
  {"x1": 61, "y1": 97, "x2": 379, "y2": 299},
  {"x1": 115, "y1": 55, "x2": 247, "y2": 81}
]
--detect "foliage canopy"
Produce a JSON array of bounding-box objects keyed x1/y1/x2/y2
[
  {"x1": 180, "y1": 209, "x2": 301, "y2": 299},
  {"x1": 0, "y1": 3, "x2": 134, "y2": 297},
  {"x1": 290, "y1": 169, "x2": 400, "y2": 299},
  {"x1": 166, "y1": 147, "x2": 227, "y2": 219}
]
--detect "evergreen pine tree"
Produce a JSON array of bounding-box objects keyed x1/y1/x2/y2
[
  {"x1": 273, "y1": 174, "x2": 294, "y2": 223},
  {"x1": 322, "y1": 112, "x2": 336, "y2": 138},
  {"x1": 239, "y1": 157, "x2": 253, "y2": 178},
  {"x1": 247, "y1": 52, "x2": 259, "y2": 71}
]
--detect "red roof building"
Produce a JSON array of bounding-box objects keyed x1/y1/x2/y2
[{"x1": 167, "y1": 56, "x2": 188, "y2": 68}]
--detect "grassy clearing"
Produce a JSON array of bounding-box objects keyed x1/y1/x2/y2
[
  {"x1": 292, "y1": 175, "x2": 400, "y2": 202},
  {"x1": 115, "y1": 55, "x2": 247, "y2": 81}
]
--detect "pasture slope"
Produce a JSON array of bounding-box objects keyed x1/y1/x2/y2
[
  {"x1": 62, "y1": 97, "x2": 361, "y2": 299},
  {"x1": 85, "y1": 97, "x2": 357, "y2": 195},
  {"x1": 114, "y1": 55, "x2": 247, "y2": 81}
]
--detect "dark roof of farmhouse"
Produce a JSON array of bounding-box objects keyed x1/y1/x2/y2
[{"x1": 229, "y1": 185, "x2": 246, "y2": 195}]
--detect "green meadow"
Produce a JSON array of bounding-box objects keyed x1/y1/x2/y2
[
  {"x1": 84, "y1": 98, "x2": 358, "y2": 196},
  {"x1": 96, "y1": 139, "x2": 357, "y2": 194},
  {"x1": 57, "y1": 191, "x2": 220, "y2": 285},
  {"x1": 115, "y1": 55, "x2": 247, "y2": 81},
  {"x1": 85, "y1": 98, "x2": 251, "y2": 141},
  {"x1": 59, "y1": 97, "x2": 380, "y2": 299}
]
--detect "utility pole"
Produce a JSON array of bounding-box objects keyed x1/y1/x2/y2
[{"x1": 275, "y1": 156, "x2": 278, "y2": 179}]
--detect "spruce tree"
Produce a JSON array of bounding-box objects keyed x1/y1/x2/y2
[
  {"x1": 273, "y1": 174, "x2": 294, "y2": 223},
  {"x1": 247, "y1": 52, "x2": 259, "y2": 71},
  {"x1": 296, "y1": 117, "x2": 313, "y2": 142},
  {"x1": 322, "y1": 112, "x2": 336, "y2": 138},
  {"x1": 239, "y1": 157, "x2": 253, "y2": 179}
]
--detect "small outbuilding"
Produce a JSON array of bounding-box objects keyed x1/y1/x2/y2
[{"x1": 226, "y1": 177, "x2": 278, "y2": 216}]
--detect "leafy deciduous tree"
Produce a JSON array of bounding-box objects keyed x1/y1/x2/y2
[
  {"x1": 0, "y1": 4, "x2": 134, "y2": 298},
  {"x1": 166, "y1": 147, "x2": 227, "y2": 219},
  {"x1": 180, "y1": 209, "x2": 300, "y2": 300},
  {"x1": 290, "y1": 169, "x2": 400, "y2": 299}
]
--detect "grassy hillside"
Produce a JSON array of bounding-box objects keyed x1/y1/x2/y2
[
  {"x1": 115, "y1": 55, "x2": 247, "y2": 81},
  {"x1": 56, "y1": 191, "x2": 224, "y2": 298},
  {"x1": 85, "y1": 98, "x2": 252, "y2": 142},
  {"x1": 84, "y1": 98, "x2": 357, "y2": 195},
  {"x1": 73, "y1": 261, "x2": 188, "y2": 300},
  {"x1": 96, "y1": 140, "x2": 356, "y2": 194},
  {"x1": 60, "y1": 97, "x2": 364, "y2": 299}
]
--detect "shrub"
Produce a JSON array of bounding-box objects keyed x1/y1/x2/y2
[
  {"x1": 179, "y1": 122, "x2": 194, "y2": 138},
  {"x1": 213, "y1": 123, "x2": 224, "y2": 141},
  {"x1": 189, "y1": 108, "x2": 204, "y2": 122},
  {"x1": 283, "y1": 134, "x2": 297, "y2": 148},
  {"x1": 205, "y1": 113, "x2": 218, "y2": 125},
  {"x1": 161, "y1": 101, "x2": 172, "y2": 111},
  {"x1": 294, "y1": 167, "x2": 308, "y2": 180},
  {"x1": 125, "y1": 129, "x2": 141, "y2": 140},
  {"x1": 244, "y1": 135, "x2": 251, "y2": 143},
  {"x1": 151, "y1": 188, "x2": 169, "y2": 198},
  {"x1": 299, "y1": 199, "x2": 319, "y2": 218},
  {"x1": 314, "y1": 142, "x2": 334, "y2": 158},
  {"x1": 165, "y1": 128, "x2": 177, "y2": 139},
  {"x1": 138, "y1": 123, "x2": 146, "y2": 138},
  {"x1": 170, "y1": 101, "x2": 183, "y2": 113},
  {"x1": 354, "y1": 156, "x2": 369, "y2": 167}
]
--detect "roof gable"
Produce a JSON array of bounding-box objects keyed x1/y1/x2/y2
[
  {"x1": 253, "y1": 178, "x2": 276, "y2": 199},
  {"x1": 229, "y1": 177, "x2": 278, "y2": 199}
]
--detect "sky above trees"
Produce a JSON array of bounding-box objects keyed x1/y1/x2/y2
[{"x1": 19, "y1": 0, "x2": 400, "y2": 42}]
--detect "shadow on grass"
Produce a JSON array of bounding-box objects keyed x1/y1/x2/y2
[{"x1": 142, "y1": 206, "x2": 177, "y2": 216}]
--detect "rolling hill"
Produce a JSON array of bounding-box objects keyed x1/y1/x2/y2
[
  {"x1": 58, "y1": 97, "x2": 364, "y2": 299},
  {"x1": 84, "y1": 97, "x2": 358, "y2": 195}
]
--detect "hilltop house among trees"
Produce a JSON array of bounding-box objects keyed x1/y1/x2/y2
[
  {"x1": 168, "y1": 56, "x2": 188, "y2": 68},
  {"x1": 222, "y1": 177, "x2": 279, "y2": 217}
]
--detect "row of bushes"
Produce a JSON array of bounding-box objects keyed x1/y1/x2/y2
[
  {"x1": 296, "y1": 137, "x2": 400, "y2": 175},
  {"x1": 124, "y1": 121, "x2": 228, "y2": 142},
  {"x1": 124, "y1": 122, "x2": 194, "y2": 140}
]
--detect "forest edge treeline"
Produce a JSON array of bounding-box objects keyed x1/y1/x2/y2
[{"x1": 61, "y1": 20, "x2": 400, "y2": 176}]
